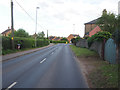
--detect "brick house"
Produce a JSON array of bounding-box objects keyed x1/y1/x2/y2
[
  {"x1": 84, "y1": 9, "x2": 107, "y2": 37},
  {"x1": 67, "y1": 34, "x2": 79, "y2": 43},
  {"x1": 89, "y1": 26, "x2": 102, "y2": 37},
  {"x1": 48, "y1": 36, "x2": 62, "y2": 41},
  {"x1": 1, "y1": 27, "x2": 15, "y2": 36},
  {"x1": 84, "y1": 18, "x2": 99, "y2": 37}
]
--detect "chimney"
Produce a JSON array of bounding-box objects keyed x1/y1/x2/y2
[
  {"x1": 102, "y1": 9, "x2": 107, "y2": 15},
  {"x1": 8, "y1": 27, "x2": 10, "y2": 29},
  {"x1": 118, "y1": 1, "x2": 120, "y2": 15}
]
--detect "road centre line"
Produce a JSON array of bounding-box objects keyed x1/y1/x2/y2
[
  {"x1": 6, "y1": 82, "x2": 17, "y2": 89},
  {"x1": 40, "y1": 58, "x2": 46, "y2": 63},
  {"x1": 51, "y1": 52, "x2": 54, "y2": 55}
]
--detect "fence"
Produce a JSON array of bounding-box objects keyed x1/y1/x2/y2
[{"x1": 104, "y1": 38, "x2": 116, "y2": 64}]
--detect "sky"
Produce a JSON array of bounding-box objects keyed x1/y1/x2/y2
[{"x1": 0, "y1": 0, "x2": 119, "y2": 37}]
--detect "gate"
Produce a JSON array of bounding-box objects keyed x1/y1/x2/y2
[{"x1": 104, "y1": 38, "x2": 116, "y2": 64}]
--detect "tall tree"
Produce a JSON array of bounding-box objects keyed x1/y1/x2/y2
[
  {"x1": 37, "y1": 31, "x2": 45, "y2": 39},
  {"x1": 97, "y1": 12, "x2": 117, "y2": 34},
  {"x1": 9, "y1": 28, "x2": 29, "y2": 37}
]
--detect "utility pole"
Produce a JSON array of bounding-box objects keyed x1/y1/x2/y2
[{"x1": 11, "y1": 0, "x2": 15, "y2": 49}]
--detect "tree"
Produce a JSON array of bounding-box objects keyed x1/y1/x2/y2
[
  {"x1": 37, "y1": 31, "x2": 45, "y2": 39},
  {"x1": 8, "y1": 28, "x2": 29, "y2": 37},
  {"x1": 61, "y1": 37, "x2": 68, "y2": 41},
  {"x1": 97, "y1": 12, "x2": 117, "y2": 34}
]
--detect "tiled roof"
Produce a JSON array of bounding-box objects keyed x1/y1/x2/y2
[
  {"x1": 71, "y1": 34, "x2": 79, "y2": 37},
  {"x1": 89, "y1": 26, "x2": 102, "y2": 37},
  {"x1": 1, "y1": 29, "x2": 11, "y2": 34},
  {"x1": 84, "y1": 18, "x2": 100, "y2": 25},
  {"x1": 54, "y1": 37, "x2": 60, "y2": 41}
]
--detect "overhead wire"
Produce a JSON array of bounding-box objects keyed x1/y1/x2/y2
[{"x1": 14, "y1": 0, "x2": 47, "y2": 31}]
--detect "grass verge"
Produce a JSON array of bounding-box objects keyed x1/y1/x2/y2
[
  {"x1": 70, "y1": 45, "x2": 98, "y2": 57},
  {"x1": 70, "y1": 45, "x2": 118, "y2": 88},
  {"x1": 2, "y1": 45, "x2": 48, "y2": 55}
]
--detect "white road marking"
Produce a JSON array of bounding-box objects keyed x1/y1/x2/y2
[
  {"x1": 7, "y1": 82, "x2": 17, "y2": 89},
  {"x1": 40, "y1": 58, "x2": 46, "y2": 63},
  {"x1": 51, "y1": 52, "x2": 54, "y2": 55}
]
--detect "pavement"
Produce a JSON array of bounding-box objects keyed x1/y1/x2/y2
[
  {"x1": 1, "y1": 43, "x2": 54, "y2": 61},
  {"x1": 2, "y1": 43, "x2": 88, "y2": 88}
]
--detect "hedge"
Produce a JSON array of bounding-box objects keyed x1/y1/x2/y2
[
  {"x1": 2, "y1": 36, "x2": 49, "y2": 50},
  {"x1": 50, "y1": 40, "x2": 67, "y2": 43}
]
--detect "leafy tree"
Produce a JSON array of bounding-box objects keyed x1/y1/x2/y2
[
  {"x1": 61, "y1": 37, "x2": 68, "y2": 41},
  {"x1": 8, "y1": 28, "x2": 29, "y2": 37},
  {"x1": 37, "y1": 31, "x2": 45, "y2": 39},
  {"x1": 71, "y1": 36, "x2": 80, "y2": 45},
  {"x1": 87, "y1": 31, "x2": 112, "y2": 47},
  {"x1": 97, "y1": 12, "x2": 117, "y2": 34}
]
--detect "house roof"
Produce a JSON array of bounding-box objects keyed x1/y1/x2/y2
[
  {"x1": 84, "y1": 18, "x2": 100, "y2": 25},
  {"x1": 49, "y1": 36, "x2": 55, "y2": 40},
  {"x1": 1, "y1": 29, "x2": 11, "y2": 34},
  {"x1": 71, "y1": 34, "x2": 79, "y2": 37},
  {"x1": 54, "y1": 37, "x2": 60, "y2": 41},
  {"x1": 89, "y1": 26, "x2": 102, "y2": 37}
]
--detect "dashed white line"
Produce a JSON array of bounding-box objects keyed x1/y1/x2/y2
[
  {"x1": 51, "y1": 52, "x2": 54, "y2": 55},
  {"x1": 6, "y1": 82, "x2": 17, "y2": 89},
  {"x1": 40, "y1": 58, "x2": 46, "y2": 63}
]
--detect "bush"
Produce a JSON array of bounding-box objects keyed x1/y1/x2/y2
[
  {"x1": 87, "y1": 31, "x2": 112, "y2": 47},
  {"x1": 2, "y1": 36, "x2": 49, "y2": 51},
  {"x1": 71, "y1": 37, "x2": 80, "y2": 45},
  {"x1": 50, "y1": 40, "x2": 67, "y2": 43}
]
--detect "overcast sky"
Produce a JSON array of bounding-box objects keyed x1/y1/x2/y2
[{"x1": 0, "y1": 0, "x2": 119, "y2": 37}]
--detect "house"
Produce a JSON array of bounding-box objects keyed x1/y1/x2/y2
[
  {"x1": 84, "y1": 18, "x2": 99, "y2": 37},
  {"x1": 48, "y1": 36, "x2": 62, "y2": 41},
  {"x1": 1, "y1": 27, "x2": 15, "y2": 36},
  {"x1": 48, "y1": 36, "x2": 56, "y2": 40},
  {"x1": 67, "y1": 34, "x2": 79, "y2": 43},
  {"x1": 84, "y1": 9, "x2": 107, "y2": 37},
  {"x1": 89, "y1": 26, "x2": 102, "y2": 37}
]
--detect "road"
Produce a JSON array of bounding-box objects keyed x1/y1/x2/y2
[{"x1": 2, "y1": 44, "x2": 88, "y2": 88}]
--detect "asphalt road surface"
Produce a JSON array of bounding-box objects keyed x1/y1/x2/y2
[{"x1": 2, "y1": 44, "x2": 88, "y2": 88}]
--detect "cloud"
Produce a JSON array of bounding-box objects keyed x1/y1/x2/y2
[{"x1": 0, "y1": 0, "x2": 119, "y2": 37}]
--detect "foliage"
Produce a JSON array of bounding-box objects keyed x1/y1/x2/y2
[
  {"x1": 2, "y1": 36, "x2": 49, "y2": 54},
  {"x1": 9, "y1": 28, "x2": 29, "y2": 37},
  {"x1": 112, "y1": 29, "x2": 120, "y2": 45},
  {"x1": 89, "y1": 64, "x2": 118, "y2": 88},
  {"x1": 50, "y1": 40, "x2": 67, "y2": 43},
  {"x1": 61, "y1": 38, "x2": 68, "y2": 41},
  {"x1": 97, "y1": 12, "x2": 117, "y2": 34},
  {"x1": 87, "y1": 31, "x2": 112, "y2": 47},
  {"x1": 71, "y1": 36, "x2": 80, "y2": 45},
  {"x1": 37, "y1": 31, "x2": 45, "y2": 39}
]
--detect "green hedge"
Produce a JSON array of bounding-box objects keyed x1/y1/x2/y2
[
  {"x1": 50, "y1": 40, "x2": 67, "y2": 43},
  {"x1": 2, "y1": 36, "x2": 49, "y2": 50}
]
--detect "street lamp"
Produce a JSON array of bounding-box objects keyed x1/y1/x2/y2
[{"x1": 35, "y1": 7, "x2": 39, "y2": 47}]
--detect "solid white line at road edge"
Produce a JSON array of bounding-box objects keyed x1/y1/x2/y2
[
  {"x1": 6, "y1": 82, "x2": 17, "y2": 89},
  {"x1": 40, "y1": 58, "x2": 46, "y2": 63}
]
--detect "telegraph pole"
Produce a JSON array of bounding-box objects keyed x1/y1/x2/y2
[{"x1": 11, "y1": 0, "x2": 15, "y2": 49}]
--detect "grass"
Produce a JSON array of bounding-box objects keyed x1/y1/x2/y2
[
  {"x1": 89, "y1": 64, "x2": 118, "y2": 88},
  {"x1": 70, "y1": 45, "x2": 118, "y2": 88},
  {"x1": 70, "y1": 45, "x2": 98, "y2": 57}
]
